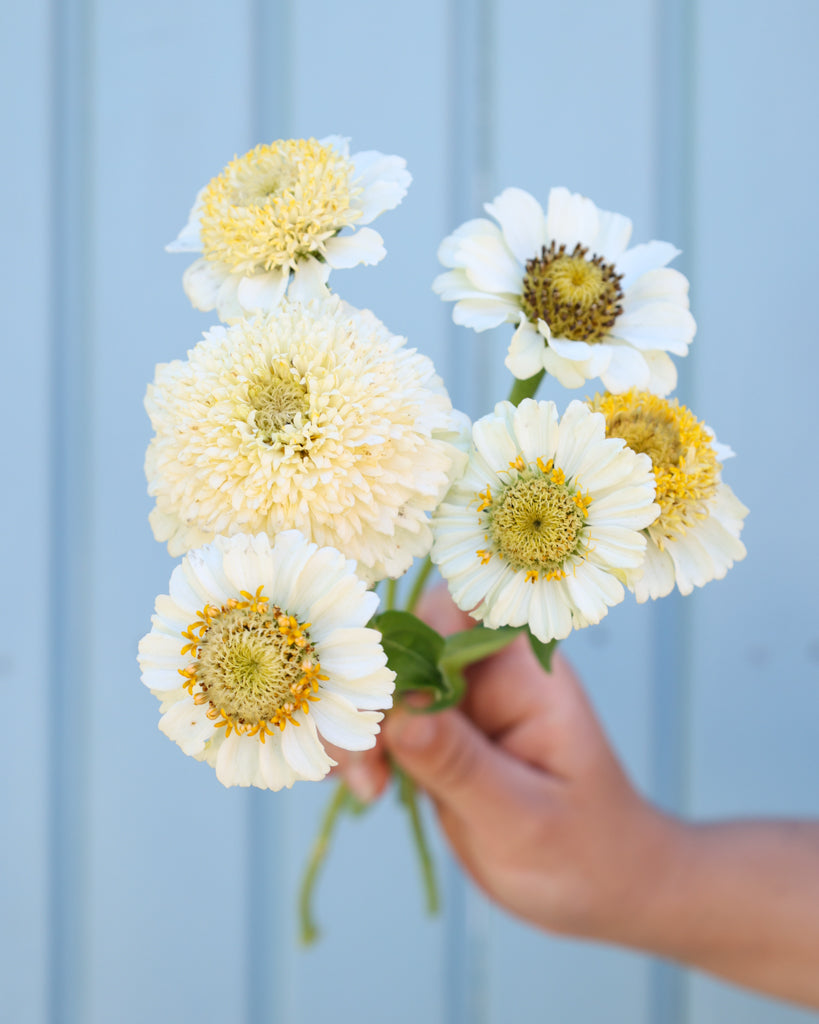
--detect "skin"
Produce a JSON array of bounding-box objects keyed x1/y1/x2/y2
[{"x1": 335, "y1": 587, "x2": 819, "y2": 1009}]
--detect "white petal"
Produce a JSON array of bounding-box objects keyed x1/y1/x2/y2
[
  {"x1": 592, "y1": 209, "x2": 633, "y2": 261},
  {"x1": 281, "y1": 714, "x2": 334, "y2": 780},
  {"x1": 215, "y1": 733, "x2": 263, "y2": 788},
  {"x1": 631, "y1": 540, "x2": 676, "y2": 602},
  {"x1": 505, "y1": 319, "x2": 546, "y2": 378},
  {"x1": 642, "y1": 349, "x2": 678, "y2": 396},
  {"x1": 215, "y1": 272, "x2": 244, "y2": 321},
  {"x1": 324, "y1": 227, "x2": 385, "y2": 268},
  {"x1": 598, "y1": 343, "x2": 651, "y2": 393},
  {"x1": 484, "y1": 187, "x2": 547, "y2": 263},
  {"x1": 454, "y1": 297, "x2": 518, "y2": 331},
  {"x1": 237, "y1": 267, "x2": 289, "y2": 314},
  {"x1": 473, "y1": 411, "x2": 519, "y2": 470},
  {"x1": 312, "y1": 691, "x2": 383, "y2": 750},
  {"x1": 182, "y1": 258, "x2": 227, "y2": 312},
  {"x1": 351, "y1": 152, "x2": 411, "y2": 223},
  {"x1": 528, "y1": 580, "x2": 573, "y2": 642},
  {"x1": 258, "y1": 740, "x2": 298, "y2": 791},
  {"x1": 159, "y1": 699, "x2": 214, "y2": 756},
  {"x1": 512, "y1": 398, "x2": 559, "y2": 463},
  {"x1": 612, "y1": 304, "x2": 696, "y2": 355},
  {"x1": 566, "y1": 562, "x2": 623, "y2": 625},
  {"x1": 541, "y1": 346, "x2": 591, "y2": 389},
  {"x1": 319, "y1": 134, "x2": 350, "y2": 158},
  {"x1": 166, "y1": 187, "x2": 205, "y2": 252},
  {"x1": 546, "y1": 187, "x2": 600, "y2": 250},
  {"x1": 458, "y1": 233, "x2": 523, "y2": 295},
  {"x1": 438, "y1": 218, "x2": 500, "y2": 267},
  {"x1": 617, "y1": 241, "x2": 680, "y2": 290}
]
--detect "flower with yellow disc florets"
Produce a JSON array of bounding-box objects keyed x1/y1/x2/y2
[
  {"x1": 434, "y1": 186, "x2": 695, "y2": 395},
  {"x1": 137, "y1": 532, "x2": 395, "y2": 789},
  {"x1": 588, "y1": 390, "x2": 748, "y2": 600},
  {"x1": 168, "y1": 135, "x2": 411, "y2": 321},
  {"x1": 431, "y1": 399, "x2": 659, "y2": 642}
]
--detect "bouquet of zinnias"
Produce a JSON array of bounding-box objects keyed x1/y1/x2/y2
[{"x1": 138, "y1": 136, "x2": 747, "y2": 940}]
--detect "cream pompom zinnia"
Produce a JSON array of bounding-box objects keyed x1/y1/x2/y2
[{"x1": 145, "y1": 297, "x2": 466, "y2": 584}]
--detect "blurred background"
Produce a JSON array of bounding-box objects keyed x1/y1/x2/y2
[{"x1": 2, "y1": 1, "x2": 818, "y2": 1021}]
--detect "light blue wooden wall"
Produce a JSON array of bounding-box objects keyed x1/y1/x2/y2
[{"x1": 1, "y1": 1, "x2": 817, "y2": 1022}]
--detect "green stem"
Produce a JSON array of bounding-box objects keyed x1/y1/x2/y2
[
  {"x1": 396, "y1": 767, "x2": 439, "y2": 914},
  {"x1": 299, "y1": 780, "x2": 350, "y2": 945},
  {"x1": 508, "y1": 369, "x2": 545, "y2": 406},
  {"x1": 385, "y1": 576, "x2": 398, "y2": 611},
  {"x1": 406, "y1": 555, "x2": 434, "y2": 614}
]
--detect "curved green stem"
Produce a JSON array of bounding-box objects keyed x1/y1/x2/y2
[
  {"x1": 299, "y1": 780, "x2": 350, "y2": 945},
  {"x1": 396, "y1": 767, "x2": 439, "y2": 914},
  {"x1": 385, "y1": 576, "x2": 398, "y2": 611},
  {"x1": 508, "y1": 369, "x2": 545, "y2": 406},
  {"x1": 406, "y1": 555, "x2": 434, "y2": 614}
]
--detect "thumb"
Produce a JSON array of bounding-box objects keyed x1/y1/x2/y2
[{"x1": 383, "y1": 705, "x2": 532, "y2": 825}]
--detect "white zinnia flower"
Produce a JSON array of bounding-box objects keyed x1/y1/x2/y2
[
  {"x1": 433, "y1": 186, "x2": 696, "y2": 395},
  {"x1": 168, "y1": 136, "x2": 411, "y2": 321},
  {"x1": 589, "y1": 390, "x2": 748, "y2": 600},
  {"x1": 431, "y1": 399, "x2": 659, "y2": 642},
  {"x1": 138, "y1": 532, "x2": 395, "y2": 789},
  {"x1": 145, "y1": 297, "x2": 466, "y2": 584}
]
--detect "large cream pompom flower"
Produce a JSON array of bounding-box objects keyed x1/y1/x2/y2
[
  {"x1": 589, "y1": 390, "x2": 748, "y2": 600},
  {"x1": 145, "y1": 297, "x2": 467, "y2": 584},
  {"x1": 168, "y1": 136, "x2": 411, "y2": 321},
  {"x1": 431, "y1": 399, "x2": 659, "y2": 642},
  {"x1": 433, "y1": 186, "x2": 696, "y2": 395},
  {"x1": 138, "y1": 532, "x2": 396, "y2": 789}
]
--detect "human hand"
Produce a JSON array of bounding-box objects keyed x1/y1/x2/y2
[{"x1": 338, "y1": 585, "x2": 676, "y2": 942}]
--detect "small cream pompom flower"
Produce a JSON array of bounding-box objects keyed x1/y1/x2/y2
[
  {"x1": 168, "y1": 136, "x2": 411, "y2": 320},
  {"x1": 145, "y1": 297, "x2": 467, "y2": 584},
  {"x1": 434, "y1": 186, "x2": 695, "y2": 395},
  {"x1": 138, "y1": 532, "x2": 396, "y2": 789},
  {"x1": 589, "y1": 390, "x2": 748, "y2": 600},
  {"x1": 431, "y1": 399, "x2": 659, "y2": 642}
]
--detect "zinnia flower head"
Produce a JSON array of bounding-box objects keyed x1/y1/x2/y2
[
  {"x1": 589, "y1": 390, "x2": 748, "y2": 600},
  {"x1": 431, "y1": 399, "x2": 659, "y2": 642},
  {"x1": 138, "y1": 531, "x2": 396, "y2": 789},
  {"x1": 145, "y1": 296, "x2": 467, "y2": 584},
  {"x1": 168, "y1": 136, "x2": 411, "y2": 320},
  {"x1": 433, "y1": 186, "x2": 696, "y2": 395}
]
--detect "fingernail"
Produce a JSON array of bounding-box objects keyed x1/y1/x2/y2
[
  {"x1": 385, "y1": 708, "x2": 436, "y2": 751},
  {"x1": 345, "y1": 761, "x2": 377, "y2": 803}
]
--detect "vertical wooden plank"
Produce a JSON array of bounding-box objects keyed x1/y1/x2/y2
[
  {"x1": 267, "y1": 2, "x2": 454, "y2": 1021},
  {"x1": 484, "y1": 0, "x2": 663, "y2": 1019},
  {"x1": 0, "y1": 5, "x2": 53, "y2": 1022},
  {"x1": 687, "y1": 0, "x2": 819, "y2": 1021},
  {"x1": 83, "y1": 5, "x2": 258, "y2": 1023}
]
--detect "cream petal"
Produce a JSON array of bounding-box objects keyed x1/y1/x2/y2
[
  {"x1": 215, "y1": 273, "x2": 244, "y2": 321},
  {"x1": 505, "y1": 319, "x2": 546, "y2": 378},
  {"x1": 555, "y1": 401, "x2": 606, "y2": 479},
  {"x1": 324, "y1": 227, "x2": 385, "y2": 268},
  {"x1": 643, "y1": 349, "x2": 678, "y2": 397},
  {"x1": 612, "y1": 303, "x2": 696, "y2": 355},
  {"x1": 512, "y1": 398, "x2": 559, "y2": 463},
  {"x1": 546, "y1": 187, "x2": 600, "y2": 250},
  {"x1": 312, "y1": 691, "x2": 383, "y2": 751},
  {"x1": 483, "y1": 571, "x2": 532, "y2": 629},
  {"x1": 528, "y1": 580, "x2": 573, "y2": 642},
  {"x1": 166, "y1": 187, "x2": 206, "y2": 252},
  {"x1": 287, "y1": 258, "x2": 331, "y2": 302},
  {"x1": 318, "y1": 629, "x2": 389, "y2": 678},
  {"x1": 319, "y1": 134, "x2": 350, "y2": 158},
  {"x1": 631, "y1": 540, "x2": 676, "y2": 602},
  {"x1": 540, "y1": 346, "x2": 591, "y2": 389},
  {"x1": 473, "y1": 411, "x2": 519, "y2": 470},
  {"x1": 566, "y1": 562, "x2": 624, "y2": 625},
  {"x1": 484, "y1": 187, "x2": 547, "y2": 264},
  {"x1": 237, "y1": 267, "x2": 289, "y2": 314},
  {"x1": 623, "y1": 267, "x2": 689, "y2": 306},
  {"x1": 159, "y1": 699, "x2": 214, "y2": 756},
  {"x1": 215, "y1": 733, "x2": 263, "y2": 787},
  {"x1": 258, "y1": 740, "x2": 298, "y2": 791}
]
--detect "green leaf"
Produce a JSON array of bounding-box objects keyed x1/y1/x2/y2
[
  {"x1": 527, "y1": 630, "x2": 557, "y2": 672},
  {"x1": 432, "y1": 625, "x2": 523, "y2": 710},
  {"x1": 373, "y1": 610, "x2": 446, "y2": 697}
]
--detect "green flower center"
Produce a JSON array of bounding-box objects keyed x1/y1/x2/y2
[
  {"x1": 248, "y1": 371, "x2": 309, "y2": 443},
  {"x1": 478, "y1": 458, "x2": 591, "y2": 581},
  {"x1": 521, "y1": 242, "x2": 623, "y2": 342},
  {"x1": 179, "y1": 589, "x2": 324, "y2": 738}
]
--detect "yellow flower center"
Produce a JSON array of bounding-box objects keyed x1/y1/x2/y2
[
  {"x1": 479, "y1": 457, "x2": 591, "y2": 580},
  {"x1": 178, "y1": 587, "x2": 326, "y2": 741},
  {"x1": 589, "y1": 390, "x2": 720, "y2": 542},
  {"x1": 521, "y1": 242, "x2": 623, "y2": 342},
  {"x1": 247, "y1": 366, "x2": 310, "y2": 444},
  {"x1": 199, "y1": 138, "x2": 362, "y2": 274}
]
